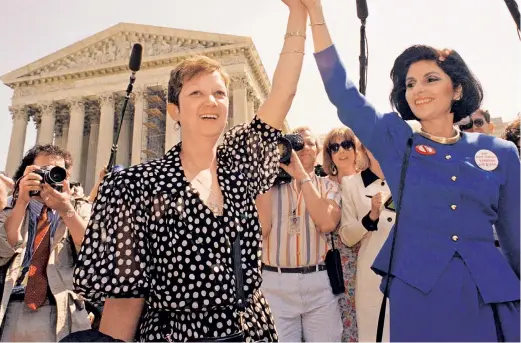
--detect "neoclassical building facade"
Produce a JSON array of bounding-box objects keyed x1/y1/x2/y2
[{"x1": 1, "y1": 23, "x2": 288, "y2": 191}]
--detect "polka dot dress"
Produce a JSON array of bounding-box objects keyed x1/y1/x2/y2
[{"x1": 73, "y1": 116, "x2": 281, "y2": 342}]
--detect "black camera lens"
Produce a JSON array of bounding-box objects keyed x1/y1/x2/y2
[{"x1": 46, "y1": 166, "x2": 67, "y2": 184}]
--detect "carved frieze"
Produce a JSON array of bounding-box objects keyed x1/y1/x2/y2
[
  {"x1": 18, "y1": 33, "x2": 231, "y2": 78},
  {"x1": 13, "y1": 83, "x2": 75, "y2": 97}
]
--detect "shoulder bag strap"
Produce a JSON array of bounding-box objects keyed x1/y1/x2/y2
[
  {"x1": 376, "y1": 135, "x2": 414, "y2": 342},
  {"x1": 233, "y1": 236, "x2": 246, "y2": 326}
]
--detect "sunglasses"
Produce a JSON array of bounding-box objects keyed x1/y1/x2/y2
[
  {"x1": 459, "y1": 118, "x2": 486, "y2": 131},
  {"x1": 328, "y1": 140, "x2": 355, "y2": 154}
]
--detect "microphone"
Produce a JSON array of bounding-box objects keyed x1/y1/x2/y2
[
  {"x1": 106, "y1": 43, "x2": 143, "y2": 172},
  {"x1": 356, "y1": 0, "x2": 368, "y2": 21},
  {"x1": 129, "y1": 43, "x2": 143, "y2": 72}
]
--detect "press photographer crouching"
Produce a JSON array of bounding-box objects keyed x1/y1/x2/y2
[
  {"x1": 257, "y1": 126, "x2": 343, "y2": 342},
  {"x1": 0, "y1": 144, "x2": 92, "y2": 341}
]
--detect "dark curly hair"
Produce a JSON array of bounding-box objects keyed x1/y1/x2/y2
[
  {"x1": 502, "y1": 118, "x2": 520, "y2": 152},
  {"x1": 390, "y1": 45, "x2": 483, "y2": 123}
]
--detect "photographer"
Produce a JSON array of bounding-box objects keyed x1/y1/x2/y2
[
  {"x1": 0, "y1": 145, "x2": 91, "y2": 341},
  {"x1": 259, "y1": 126, "x2": 343, "y2": 342}
]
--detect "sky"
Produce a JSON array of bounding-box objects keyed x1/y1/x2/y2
[{"x1": 0, "y1": 0, "x2": 520, "y2": 171}]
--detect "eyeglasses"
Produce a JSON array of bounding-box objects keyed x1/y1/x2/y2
[
  {"x1": 459, "y1": 118, "x2": 486, "y2": 131},
  {"x1": 328, "y1": 140, "x2": 355, "y2": 154}
]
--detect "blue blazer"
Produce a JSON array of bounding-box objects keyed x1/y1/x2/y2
[{"x1": 314, "y1": 45, "x2": 520, "y2": 304}]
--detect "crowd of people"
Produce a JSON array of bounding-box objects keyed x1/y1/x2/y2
[{"x1": 0, "y1": 0, "x2": 520, "y2": 342}]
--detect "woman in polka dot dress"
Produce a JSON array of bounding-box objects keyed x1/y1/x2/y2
[{"x1": 72, "y1": 1, "x2": 309, "y2": 341}]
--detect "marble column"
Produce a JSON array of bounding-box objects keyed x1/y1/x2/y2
[
  {"x1": 232, "y1": 76, "x2": 249, "y2": 126},
  {"x1": 115, "y1": 98, "x2": 132, "y2": 167},
  {"x1": 5, "y1": 106, "x2": 29, "y2": 177},
  {"x1": 54, "y1": 108, "x2": 70, "y2": 149},
  {"x1": 85, "y1": 105, "x2": 100, "y2": 194},
  {"x1": 131, "y1": 88, "x2": 144, "y2": 165},
  {"x1": 80, "y1": 114, "x2": 91, "y2": 186},
  {"x1": 95, "y1": 93, "x2": 115, "y2": 175},
  {"x1": 37, "y1": 102, "x2": 56, "y2": 145},
  {"x1": 66, "y1": 98, "x2": 86, "y2": 182},
  {"x1": 33, "y1": 112, "x2": 42, "y2": 145}
]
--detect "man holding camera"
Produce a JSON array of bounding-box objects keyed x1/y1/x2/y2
[
  {"x1": 258, "y1": 127, "x2": 343, "y2": 342},
  {"x1": 0, "y1": 144, "x2": 92, "y2": 341}
]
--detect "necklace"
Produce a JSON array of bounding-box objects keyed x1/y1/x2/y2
[
  {"x1": 192, "y1": 177, "x2": 223, "y2": 216},
  {"x1": 419, "y1": 127, "x2": 461, "y2": 145},
  {"x1": 183, "y1": 161, "x2": 223, "y2": 216}
]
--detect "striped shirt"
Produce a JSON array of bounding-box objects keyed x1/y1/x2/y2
[{"x1": 262, "y1": 173, "x2": 341, "y2": 267}]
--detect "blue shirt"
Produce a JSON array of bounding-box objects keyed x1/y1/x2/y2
[{"x1": 314, "y1": 45, "x2": 520, "y2": 304}]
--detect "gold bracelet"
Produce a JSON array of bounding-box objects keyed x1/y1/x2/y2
[
  {"x1": 309, "y1": 21, "x2": 326, "y2": 26},
  {"x1": 280, "y1": 51, "x2": 305, "y2": 55},
  {"x1": 284, "y1": 31, "x2": 306, "y2": 39}
]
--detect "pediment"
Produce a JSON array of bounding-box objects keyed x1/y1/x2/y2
[{"x1": 1, "y1": 23, "x2": 250, "y2": 83}]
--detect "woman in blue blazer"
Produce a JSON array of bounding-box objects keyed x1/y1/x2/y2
[{"x1": 299, "y1": 1, "x2": 520, "y2": 341}]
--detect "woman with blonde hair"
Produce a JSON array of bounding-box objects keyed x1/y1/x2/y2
[{"x1": 321, "y1": 126, "x2": 362, "y2": 341}]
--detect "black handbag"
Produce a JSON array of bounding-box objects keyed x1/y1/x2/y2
[{"x1": 324, "y1": 233, "x2": 346, "y2": 295}]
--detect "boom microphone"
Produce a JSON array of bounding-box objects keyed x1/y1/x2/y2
[
  {"x1": 106, "y1": 43, "x2": 143, "y2": 172},
  {"x1": 356, "y1": 0, "x2": 369, "y2": 21}
]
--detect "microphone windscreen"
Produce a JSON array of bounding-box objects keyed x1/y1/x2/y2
[
  {"x1": 356, "y1": 0, "x2": 368, "y2": 20},
  {"x1": 129, "y1": 43, "x2": 143, "y2": 72}
]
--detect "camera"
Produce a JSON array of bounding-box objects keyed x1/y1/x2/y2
[
  {"x1": 30, "y1": 166, "x2": 67, "y2": 197},
  {"x1": 274, "y1": 134, "x2": 305, "y2": 185}
]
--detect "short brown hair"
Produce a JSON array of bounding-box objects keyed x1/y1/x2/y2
[
  {"x1": 322, "y1": 127, "x2": 367, "y2": 175},
  {"x1": 167, "y1": 55, "x2": 231, "y2": 106}
]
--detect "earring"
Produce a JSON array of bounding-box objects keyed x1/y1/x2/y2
[
  {"x1": 173, "y1": 120, "x2": 180, "y2": 131},
  {"x1": 331, "y1": 164, "x2": 338, "y2": 176}
]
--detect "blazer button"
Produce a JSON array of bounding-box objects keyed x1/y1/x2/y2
[
  {"x1": 445, "y1": 155, "x2": 452, "y2": 160},
  {"x1": 451, "y1": 176, "x2": 457, "y2": 182},
  {"x1": 451, "y1": 235, "x2": 459, "y2": 242},
  {"x1": 450, "y1": 204, "x2": 457, "y2": 210},
  {"x1": 387, "y1": 217, "x2": 393, "y2": 222}
]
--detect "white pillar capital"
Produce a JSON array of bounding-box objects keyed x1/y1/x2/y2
[{"x1": 9, "y1": 105, "x2": 29, "y2": 121}]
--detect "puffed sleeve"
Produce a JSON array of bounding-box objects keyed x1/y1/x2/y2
[
  {"x1": 338, "y1": 175, "x2": 370, "y2": 247},
  {"x1": 73, "y1": 171, "x2": 150, "y2": 301},
  {"x1": 218, "y1": 115, "x2": 282, "y2": 197},
  {"x1": 496, "y1": 143, "x2": 520, "y2": 277}
]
